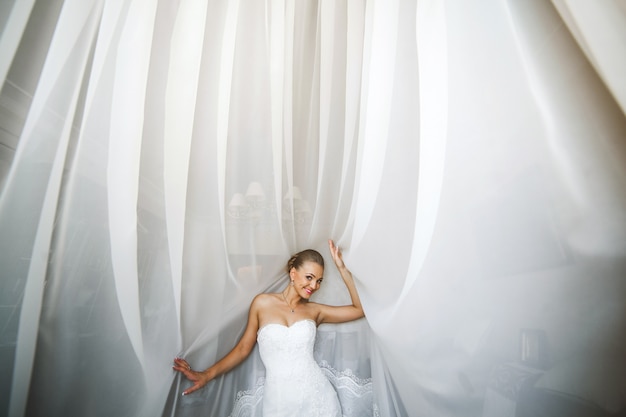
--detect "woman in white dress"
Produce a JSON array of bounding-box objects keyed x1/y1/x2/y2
[{"x1": 172, "y1": 239, "x2": 365, "y2": 416}]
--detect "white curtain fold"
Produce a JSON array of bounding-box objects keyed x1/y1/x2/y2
[
  {"x1": 164, "y1": 0, "x2": 209, "y2": 326},
  {"x1": 403, "y1": 0, "x2": 447, "y2": 306},
  {"x1": 107, "y1": 0, "x2": 159, "y2": 370},
  {"x1": 550, "y1": 0, "x2": 626, "y2": 114},
  {"x1": 1, "y1": 1, "x2": 625, "y2": 417},
  {"x1": 350, "y1": 0, "x2": 398, "y2": 250},
  {"x1": 0, "y1": 0, "x2": 36, "y2": 86},
  {"x1": 3, "y1": 2, "x2": 104, "y2": 416}
]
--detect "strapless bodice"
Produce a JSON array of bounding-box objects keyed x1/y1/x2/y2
[
  {"x1": 256, "y1": 319, "x2": 342, "y2": 416},
  {"x1": 257, "y1": 319, "x2": 317, "y2": 375}
]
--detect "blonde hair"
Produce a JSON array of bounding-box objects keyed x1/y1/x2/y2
[{"x1": 285, "y1": 249, "x2": 324, "y2": 273}]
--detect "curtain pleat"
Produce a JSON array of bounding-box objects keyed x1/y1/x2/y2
[
  {"x1": 3, "y1": 2, "x2": 104, "y2": 416},
  {"x1": 0, "y1": 0, "x2": 36, "y2": 86}
]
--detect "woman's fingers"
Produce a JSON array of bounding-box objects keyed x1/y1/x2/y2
[
  {"x1": 172, "y1": 358, "x2": 211, "y2": 396},
  {"x1": 181, "y1": 372, "x2": 209, "y2": 396},
  {"x1": 328, "y1": 239, "x2": 345, "y2": 269},
  {"x1": 172, "y1": 364, "x2": 189, "y2": 373},
  {"x1": 172, "y1": 357, "x2": 193, "y2": 373},
  {"x1": 182, "y1": 382, "x2": 203, "y2": 396}
]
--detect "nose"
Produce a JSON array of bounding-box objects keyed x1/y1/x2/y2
[{"x1": 309, "y1": 281, "x2": 318, "y2": 291}]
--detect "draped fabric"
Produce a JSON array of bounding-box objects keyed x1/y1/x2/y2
[{"x1": 1, "y1": 1, "x2": 625, "y2": 417}]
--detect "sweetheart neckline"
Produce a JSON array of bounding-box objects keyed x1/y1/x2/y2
[{"x1": 258, "y1": 319, "x2": 316, "y2": 334}]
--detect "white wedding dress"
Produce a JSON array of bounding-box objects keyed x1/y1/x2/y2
[
  {"x1": 257, "y1": 319, "x2": 342, "y2": 416},
  {"x1": 227, "y1": 318, "x2": 375, "y2": 417}
]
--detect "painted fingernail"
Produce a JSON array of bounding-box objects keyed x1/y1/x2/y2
[{"x1": 182, "y1": 392, "x2": 186, "y2": 396}]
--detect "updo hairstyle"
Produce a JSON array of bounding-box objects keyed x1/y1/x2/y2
[{"x1": 285, "y1": 249, "x2": 324, "y2": 273}]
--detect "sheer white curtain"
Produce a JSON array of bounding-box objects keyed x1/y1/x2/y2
[{"x1": 1, "y1": 1, "x2": 625, "y2": 417}]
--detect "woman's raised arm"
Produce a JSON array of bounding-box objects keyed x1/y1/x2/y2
[{"x1": 316, "y1": 239, "x2": 365, "y2": 324}]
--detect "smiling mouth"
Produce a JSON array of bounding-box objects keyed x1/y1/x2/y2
[{"x1": 304, "y1": 288, "x2": 313, "y2": 295}]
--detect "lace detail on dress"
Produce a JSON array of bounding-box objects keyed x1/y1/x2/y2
[
  {"x1": 319, "y1": 360, "x2": 372, "y2": 392},
  {"x1": 228, "y1": 371, "x2": 376, "y2": 417},
  {"x1": 319, "y1": 360, "x2": 376, "y2": 417},
  {"x1": 227, "y1": 377, "x2": 264, "y2": 417},
  {"x1": 228, "y1": 320, "x2": 377, "y2": 417}
]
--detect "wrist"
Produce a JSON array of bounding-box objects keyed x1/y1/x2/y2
[{"x1": 203, "y1": 368, "x2": 215, "y2": 381}]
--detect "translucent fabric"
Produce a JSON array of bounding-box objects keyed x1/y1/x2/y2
[{"x1": 1, "y1": 1, "x2": 625, "y2": 417}]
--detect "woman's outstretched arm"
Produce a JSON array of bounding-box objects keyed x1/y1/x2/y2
[
  {"x1": 316, "y1": 239, "x2": 365, "y2": 324},
  {"x1": 173, "y1": 295, "x2": 262, "y2": 395}
]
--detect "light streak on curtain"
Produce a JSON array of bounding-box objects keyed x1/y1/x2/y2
[
  {"x1": 164, "y1": 0, "x2": 209, "y2": 327},
  {"x1": 107, "y1": 0, "x2": 159, "y2": 371},
  {"x1": 1, "y1": 1, "x2": 625, "y2": 417}
]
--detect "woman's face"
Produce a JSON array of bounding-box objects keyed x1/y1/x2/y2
[{"x1": 290, "y1": 261, "x2": 324, "y2": 299}]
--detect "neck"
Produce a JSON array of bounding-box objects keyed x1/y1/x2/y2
[{"x1": 283, "y1": 286, "x2": 301, "y2": 305}]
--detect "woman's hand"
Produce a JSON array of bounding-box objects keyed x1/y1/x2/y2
[
  {"x1": 318, "y1": 239, "x2": 364, "y2": 323},
  {"x1": 173, "y1": 357, "x2": 211, "y2": 396},
  {"x1": 328, "y1": 239, "x2": 345, "y2": 270}
]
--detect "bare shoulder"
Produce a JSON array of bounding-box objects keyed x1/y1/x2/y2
[
  {"x1": 251, "y1": 293, "x2": 280, "y2": 309},
  {"x1": 246, "y1": 294, "x2": 276, "y2": 327}
]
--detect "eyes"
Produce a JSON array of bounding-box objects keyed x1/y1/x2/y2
[{"x1": 305, "y1": 275, "x2": 323, "y2": 285}]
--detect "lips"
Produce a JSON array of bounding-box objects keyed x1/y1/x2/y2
[{"x1": 304, "y1": 288, "x2": 313, "y2": 295}]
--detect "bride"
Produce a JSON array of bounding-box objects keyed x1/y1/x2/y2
[{"x1": 172, "y1": 239, "x2": 365, "y2": 416}]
